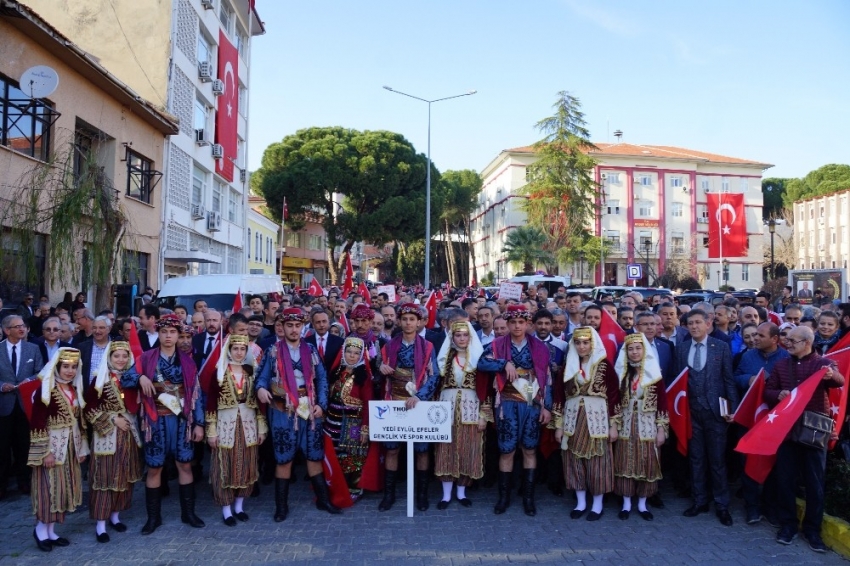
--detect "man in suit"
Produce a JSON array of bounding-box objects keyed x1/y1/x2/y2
[
  {"x1": 137, "y1": 304, "x2": 161, "y2": 351},
  {"x1": 77, "y1": 315, "x2": 112, "y2": 389},
  {"x1": 0, "y1": 315, "x2": 44, "y2": 498},
  {"x1": 191, "y1": 308, "x2": 222, "y2": 370},
  {"x1": 30, "y1": 316, "x2": 71, "y2": 362},
  {"x1": 305, "y1": 308, "x2": 343, "y2": 375},
  {"x1": 15, "y1": 293, "x2": 35, "y2": 319},
  {"x1": 676, "y1": 310, "x2": 740, "y2": 526},
  {"x1": 797, "y1": 282, "x2": 813, "y2": 299}
]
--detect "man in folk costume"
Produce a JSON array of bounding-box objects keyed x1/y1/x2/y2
[
  {"x1": 478, "y1": 305, "x2": 552, "y2": 517},
  {"x1": 377, "y1": 303, "x2": 439, "y2": 512},
  {"x1": 255, "y1": 308, "x2": 340, "y2": 521},
  {"x1": 121, "y1": 314, "x2": 205, "y2": 535},
  {"x1": 83, "y1": 341, "x2": 143, "y2": 543},
  {"x1": 206, "y1": 334, "x2": 267, "y2": 526},
  {"x1": 555, "y1": 326, "x2": 620, "y2": 521},
  {"x1": 348, "y1": 304, "x2": 386, "y2": 375}
]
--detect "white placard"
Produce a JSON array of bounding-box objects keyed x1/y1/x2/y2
[
  {"x1": 498, "y1": 282, "x2": 523, "y2": 301},
  {"x1": 368, "y1": 401, "x2": 452, "y2": 443},
  {"x1": 376, "y1": 285, "x2": 396, "y2": 303}
]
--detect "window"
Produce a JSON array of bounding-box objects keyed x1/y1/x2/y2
[
  {"x1": 267, "y1": 238, "x2": 273, "y2": 265},
  {"x1": 832, "y1": 231, "x2": 836, "y2": 244},
  {"x1": 247, "y1": 228, "x2": 251, "y2": 258},
  {"x1": 236, "y1": 30, "x2": 248, "y2": 60},
  {"x1": 670, "y1": 176, "x2": 683, "y2": 188},
  {"x1": 671, "y1": 202, "x2": 684, "y2": 217},
  {"x1": 194, "y1": 99, "x2": 208, "y2": 133},
  {"x1": 809, "y1": 208, "x2": 814, "y2": 219},
  {"x1": 604, "y1": 230, "x2": 620, "y2": 250},
  {"x1": 0, "y1": 73, "x2": 54, "y2": 161},
  {"x1": 740, "y1": 179, "x2": 748, "y2": 191},
  {"x1": 219, "y1": 1, "x2": 233, "y2": 35},
  {"x1": 228, "y1": 189, "x2": 239, "y2": 223},
  {"x1": 820, "y1": 206, "x2": 825, "y2": 218},
  {"x1": 258, "y1": 232, "x2": 262, "y2": 263},
  {"x1": 192, "y1": 165, "x2": 206, "y2": 206},
  {"x1": 671, "y1": 232, "x2": 685, "y2": 254},
  {"x1": 286, "y1": 231, "x2": 301, "y2": 248},
  {"x1": 701, "y1": 178, "x2": 710, "y2": 192},
  {"x1": 742, "y1": 264, "x2": 749, "y2": 282},
  {"x1": 127, "y1": 149, "x2": 158, "y2": 204},
  {"x1": 254, "y1": 232, "x2": 260, "y2": 261},
  {"x1": 637, "y1": 174, "x2": 652, "y2": 186},
  {"x1": 604, "y1": 172, "x2": 619, "y2": 185},
  {"x1": 308, "y1": 234, "x2": 323, "y2": 250},
  {"x1": 637, "y1": 202, "x2": 654, "y2": 217},
  {"x1": 721, "y1": 177, "x2": 729, "y2": 192},
  {"x1": 703, "y1": 237, "x2": 709, "y2": 247},
  {"x1": 607, "y1": 199, "x2": 620, "y2": 215},
  {"x1": 212, "y1": 180, "x2": 223, "y2": 213},
  {"x1": 237, "y1": 137, "x2": 245, "y2": 168},
  {"x1": 198, "y1": 34, "x2": 212, "y2": 65},
  {"x1": 122, "y1": 251, "x2": 150, "y2": 289},
  {"x1": 639, "y1": 231, "x2": 653, "y2": 252},
  {"x1": 698, "y1": 205, "x2": 708, "y2": 219},
  {"x1": 238, "y1": 86, "x2": 247, "y2": 117}
]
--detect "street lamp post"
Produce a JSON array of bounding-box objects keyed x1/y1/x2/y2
[
  {"x1": 722, "y1": 258, "x2": 730, "y2": 287},
  {"x1": 643, "y1": 240, "x2": 652, "y2": 285},
  {"x1": 383, "y1": 86, "x2": 477, "y2": 289},
  {"x1": 768, "y1": 219, "x2": 776, "y2": 280}
]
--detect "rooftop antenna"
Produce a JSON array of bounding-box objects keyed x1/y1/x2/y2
[{"x1": 613, "y1": 129, "x2": 623, "y2": 143}]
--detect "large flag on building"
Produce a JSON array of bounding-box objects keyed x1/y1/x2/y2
[
  {"x1": 666, "y1": 368, "x2": 691, "y2": 456},
  {"x1": 707, "y1": 192, "x2": 747, "y2": 258},
  {"x1": 214, "y1": 30, "x2": 239, "y2": 182}
]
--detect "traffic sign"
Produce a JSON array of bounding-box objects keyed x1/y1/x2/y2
[{"x1": 627, "y1": 264, "x2": 643, "y2": 280}]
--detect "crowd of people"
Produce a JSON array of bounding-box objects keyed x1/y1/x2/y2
[{"x1": 1, "y1": 284, "x2": 850, "y2": 554}]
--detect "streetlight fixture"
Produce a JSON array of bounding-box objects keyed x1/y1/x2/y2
[
  {"x1": 768, "y1": 219, "x2": 776, "y2": 280},
  {"x1": 722, "y1": 258, "x2": 730, "y2": 286},
  {"x1": 383, "y1": 86, "x2": 477, "y2": 288}
]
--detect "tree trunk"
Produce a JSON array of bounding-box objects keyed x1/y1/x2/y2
[
  {"x1": 335, "y1": 240, "x2": 354, "y2": 285},
  {"x1": 444, "y1": 219, "x2": 458, "y2": 288},
  {"x1": 464, "y1": 217, "x2": 477, "y2": 286},
  {"x1": 326, "y1": 246, "x2": 338, "y2": 286}
]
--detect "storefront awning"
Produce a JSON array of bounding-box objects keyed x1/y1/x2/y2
[{"x1": 163, "y1": 250, "x2": 221, "y2": 264}]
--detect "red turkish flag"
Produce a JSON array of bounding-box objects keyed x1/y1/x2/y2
[
  {"x1": 666, "y1": 368, "x2": 691, "y2": 456},
  {"x1": 826, "y1": 347, "x2": 850, "y2": 449},
  {"x1": 214, "y1": 30, "x2": 238, "y2": 182},
  {"x1": 732, "y1": 369, "x2": 767, "y2": 429},
  {"x1": 357, "y1": 441, "x2": 384, "y2": 492},
  {"x1": 358, "y1": 282, "x2": 371, "y2": 305},
  {"x1": 308, "y1": 278, "x2": 324, "y2": 297},
  {"x1": 320, "y1": 435, "x2": 355, "y2": 508},
  {"x1": 337, "y1": 311, "x2": 350, "y2": 335},
  {"x1": 424, "y1": 291, "x2": 437, "y2": 329},
  {"x1": 232, "y1": 287, "x2": 242, "y2": 313},
  {"x1": 19, "y1": 379, "x2": 42, "y2": 422},
  {"x1": 707, "y1": 192, "x2": 747, "y2": 258},
  {"x1": 736, "y1": 368, "x2": 827, "y2": 456},
  {"x1": 829, "y1": 333, "x2": 850, "y2": 355},
  {"x1": 598, "y1": 309, "x2": 626, "y2": 364},
  {"x1": 435, "y1": 290, "x2": 444, "y2": 301},
  {"x1": 342, "y1": 254, "x2": 354, "y2": 299}
]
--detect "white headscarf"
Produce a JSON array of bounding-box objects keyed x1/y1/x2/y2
[
  {"x1": 217, "y1": 334, "x2": 255, "y2": 385},
  {"x1": 437, "y1": 320, "x2": 483, "y2": 375},
  {"x1": 38, "y1": 347, "x2": 85, "y2": 408},
  {"x1": 614, "y1": 333, "x2": 663, "y2": 389},
  {"x1": 93, "y1": 341, "x2": 135, "y2": 397},
  {"x1": 564, "y1": 327, "x2": 608, "y2": 384}
]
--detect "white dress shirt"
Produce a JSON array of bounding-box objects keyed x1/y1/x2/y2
[
  {"x1": 5, "y1": 339, "x2": 21, "y2": 375},
  {"x1": 688, "y1": 336, "x2": 709, "y2": 371}
]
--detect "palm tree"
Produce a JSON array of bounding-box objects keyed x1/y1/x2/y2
[{"x1": 503, "y1": 226, "x2": 554, "y2": 273}]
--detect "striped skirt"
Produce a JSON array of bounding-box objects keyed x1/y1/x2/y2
[
  {"x1": 31, "y1": 437, "x2": 82, "y2": 523},
  {"x1": 562, "y1": 404, "x2": 613, "y2": 494},
  {"x1": 211, "y1": 415, "x2": 258, "y2": 506},
  {"x1": 612, "y1": 411, "x2": 661, "y2": 498},
  {"x1": 89, "y1": 426, "x2": 143, "y2": 520},
  {"x1": 434, "y1": 394, "x2": 484, "y2": 483}
]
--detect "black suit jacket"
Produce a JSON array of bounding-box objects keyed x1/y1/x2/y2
[
  {"x1": 649, "y1": 336, "x2": 676, "y2": 387},
  {"x1": 192, "y1": 331, "x2": 220, "y2": 370},
  {"x1": 138, "y1": 329, "x2": 159, "y2": 352},
  {"x1": 305, "y1": 333, "x2": 344, "y2": 372},
  {"x1": 30, "y1": 337, "x2": 72, "y2": 366},
  {"x1": 675, "y1": 336, "x2": 740, "y2": 420},
  {"x1": 424, "y1": 329, "x2": 445, "y2": 353}
]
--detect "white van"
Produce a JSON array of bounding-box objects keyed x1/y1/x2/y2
[
  {"x1": 155, "y1": 274, "x2": 284, "y2": 312},
  {"x1": 507, "y1": 275, "x2": 572, "y2": 297}
]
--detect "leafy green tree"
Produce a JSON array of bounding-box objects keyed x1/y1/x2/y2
[
  {"x1": 502, "y1": 226, "x2": 554, "y2": 273},
  {"x1": 782, "y1": 164, "x2": 850, "y2": 207},
  {"x1": 252, "y1": 127, "x2": 440, "y2": 283},
  {"x1": 437, "y1": 169, "x2": 482, "y2": 287},
  {"x1": 761, "y1": 177, "x2": 790, "y2": 220},
  {"x1": 520, "y1": 91, "x2": 599, "y2": 260}
]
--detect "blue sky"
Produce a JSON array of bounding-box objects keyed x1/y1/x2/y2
[{"x1": 247, "y1": 0, "x2": 849, "y2": 180}]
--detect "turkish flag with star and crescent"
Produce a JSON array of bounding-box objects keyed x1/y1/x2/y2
[
  {"x1": 665, "y1": 368, "x2": 691, "y2": 456},
  {"x1": 215, "y1": 30, "x2": 238, "y2": 182},
  {"x1": 707, "y1": 192, "x2": 747, "y2": 258},
  {"x1": 732, "y1": 369, "x2": 767, "y2": 429},
  {"x1": 826, "y1": 346, "x2": 850, "y2": 449}
]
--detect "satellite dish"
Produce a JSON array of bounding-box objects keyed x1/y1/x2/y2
[{"x1": 19, "y1": 66, "x2": 59, "y2": 98}]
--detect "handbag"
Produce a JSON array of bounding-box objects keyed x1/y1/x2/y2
[{"x1": 791, "y1": 410, "x2": 833, "y2": 450}]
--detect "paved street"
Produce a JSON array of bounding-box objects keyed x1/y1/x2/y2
[{"x1": 0, "y1": 473, "x2": 845, "y2": 565}]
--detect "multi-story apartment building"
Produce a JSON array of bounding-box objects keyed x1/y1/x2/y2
[
  {"x1": 24, "y1": 0, "x2": 265, "y2": 287},
  {"x1": 0, "y1": 1, "x2": 178, "y2": 306},
  {"x1": 246, "y1": 195, "x2": 279, "y2": 275},
  {"x1": 794, "y1": 188, "x2": 850, "y2": 272},
  {"x1": 472, "y1": 142, "x2": 773, "y2": 290}
]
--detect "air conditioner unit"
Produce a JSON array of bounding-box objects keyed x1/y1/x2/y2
[
  {"x1": 198, "y1": 61, "x2": 213, "y2": 82},
  {"x1": 212, "y1": 144, "x2": 224, "y2": 159},
  {"x1": 195, "y1": 128, "x2": 209, "y2": 146},
  {"x1": 212, "y1": 79, "x2": 225, "y2": 96},
  {"x1": 207, "y1": 211, "x2": 222, "y2": 232},
  {"x1": 200, "y1": 0, "x2": 213, "y2": 8},
  {"x1": 191, "y1": 204, "x2": 205, "y2": 220}
]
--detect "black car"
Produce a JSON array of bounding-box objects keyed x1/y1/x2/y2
[{"x1": 676, "y1": 290, "x2": 726, "y2": 306}]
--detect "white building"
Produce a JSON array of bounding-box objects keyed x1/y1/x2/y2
[
  {"x1": 794, "y1": 188, "x2": 850, "y2": 271},
  {"x1": 472, "y1": 142, "x2": 773, "y2": 289}
]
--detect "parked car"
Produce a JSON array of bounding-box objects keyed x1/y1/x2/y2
[
  {"x1": 592, "y1": 286, "x2": 673, "y2": 305},
  {"x1": 507, "y1": 275, "x2": 571, "y2": 297},
  {"x1": 675, "y1": 290, "x2": 726, "y2": 306}
]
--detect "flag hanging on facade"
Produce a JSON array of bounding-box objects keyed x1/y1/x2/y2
[
  {"x1": 214, "y1": 30, "x2": 239, "y2": 182},
  {"x1": 707, "y1": 192, "x2": 747, "y2": 258}
]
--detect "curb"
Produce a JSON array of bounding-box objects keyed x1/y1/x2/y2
[{"x1": 797, "y1": 498, "x2": 850, "y2": 558}]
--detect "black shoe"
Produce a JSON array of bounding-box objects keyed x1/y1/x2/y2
[
  {"x1": 33, "y1": 530, "x2": 52, "y2": 552},
  {"x1": 776, "y1": 526, "x2": 796, "y2": 545},
  {"x1": 141, "y1": 486, "x2": 162, "y2": 535},
  {"x1": 522, "y1": 469, "x2": 537, "y2": 517},
  {"x1": 223, "y1": 516, "x2": 237, "y2": 527},
  {"x1": 493, "y1": 471, "x2": 511, "y2": 515},
  {"x1": 437, "y1": 500, "x2": 450, "y2": 510},
  {"x1": 716, "y1": 508, "x2": 734, "y2": 526},
  {"x1": 96, "y1": 532, "x2": 110, "y2": 543},
  {"x1": 235, "y1": 511, "x2": 249, "y2": 522},
  {"x1": 639, "y1": 510, "x2": 654, "y2": 521},
  {"x1": 586, "y1": 511, "x2": 603, "y2": 521},
  {"x1": 570, "y1": 508, "x2": 587, "y2": 519},
  {"x1": 311, "y1": 473, "x2": 342, "y2": 515},
  {"x1": 274, "y1": 478, "x2": 290, "y2": 522},
  {"x1": 378, "y1": 470, "x2": 397, "y2": 512},
  {"x1": 647, "y1": 494, "x2": 665, "y2": 509},
  {"x1": 109, "y1": 520, "x2": 127, "y2": 533},
  {"x1": 805, "y1": 532, "x2": 827, "y2": 553},
  {"x1": 618, "y1": 510, "x2": 630, "y2": 520},
  {"x1": 458, "y1": 498, "x2": 472, "y2": 508},
  {"x1": 49, "y1": 536, "x2": 70, "y2": 547},
  {"x1": 179, "y1": 483, "x2": 206, "y2": 528},
  {"x1": 415, "y1": 470, "x2": 429, "y2": 512},
  {"x1": 746, "y1": 510, "x2": 762, "y2": 525},
  {"x1": 683, "y1": 503, "x2": 710, "y2": 517}
]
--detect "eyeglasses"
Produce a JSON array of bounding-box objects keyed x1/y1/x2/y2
[
  {"x1": 43, "y1": 327, "x2": 60, "y2": 332},
  {"x1": 779, "y1": 332, "x2": 788, "y2": 337},
  {"x1": 787, "y1": 338, "x2": 807, "y2": 346},
  {"x1": 7, "y1": 324, "x2": 26, "y2": 330},
  {"x1": 247, "y1": 322, "x2": 263, "y2": 327}
]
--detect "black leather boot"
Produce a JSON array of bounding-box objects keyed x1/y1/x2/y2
[
  {"x1": 494, "y1": 471, "x2": 511, "y2": 514},
  {"x1": 378, "y1": 470, "x2": 397, "y2": 511},
  {"x1": 179, "y1": 483, "x2": 205, "y2": 528},
  {"x1": 274, "y1": 478, "x2": 289, "y2": 522},
  {"x1": 311, "y1": 474, "x2": 342, "y2": 514},
  {"x1": 415, "y1": 470, "x2": 429, "y2": 511},
  {"x1": 522, "y1": 468, "x2": 537, "y2": 516},
  {"x1": 140, "y1": 486, "x2": 162, "y2": 535}
]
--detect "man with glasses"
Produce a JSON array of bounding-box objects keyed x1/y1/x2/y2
[
  {"x1": 15, "y1": 293, "x2": 35, "y2": 318},
  {"x1": 32, "y1": 316, "x2": 71, "y2": 362},
  {"x1": 78, "y1": 315, "x2": 113, "y2": 389},
  {"x1": 72, "y1": 307, "x2": 96, "y2": 345},
  {"x1": 783, "y1": 304, "x2": 803, "y2": 326}
]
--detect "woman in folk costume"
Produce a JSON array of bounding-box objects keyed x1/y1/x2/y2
[
  {"x1": 433, "y1": 320, "x2": 492, "y2": 509},
  {"x1": 555, "y1": 326, "x2": 620, "y2": 521},
  {"x1": 28, "y1": 347, "x2": 90, "y2": 552},
  {"x1": 324, "y1": 336, "x2": 373, "y2": 500},
  {"x1": 206, "y1": 334, "x2": 267, "y2": 526},
  {"x1": 83, "y1": 341, "x2": 143, "y2": 543},
  {"x1": 612, "y1": 333, "x2": 668, "y2": 521}
]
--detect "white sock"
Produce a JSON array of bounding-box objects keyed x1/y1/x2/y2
[
  {"x1": 591, "y1": 494, "x2": 604, "y2": 514},
  {"x1": 638, "y1": 496, "x2": 648, "y2": 512},
  {"x1": 96, "y1": 520, "x2": 107, "y2": 535},
  {"x1": 110, "y1": 511, "x2": 120, "y2": 524},
  {"x1": 456, "y1": 485, "x2": 466, "y2": 500},
  {"x1": 234, "y1": 497, "x2": 244, "y2": 514},
  {"x1": 574, "y1": 490, "x2": 587, "y2": 511},
  {"x1": 35, "y1": 521, "x2": 48, "y2": 540},
  {"x1": 47, "y1": 522, "x2": 58, "y2": 540},
  {"x1": 622, "y1": 496, "x2": 632, "y2": 512},
  {"x1": 441, "y1": 481, "x2": 453, "y2": 502},
  {"x1": 222, "y1": 505, "x2": 233, "y2": 519}
]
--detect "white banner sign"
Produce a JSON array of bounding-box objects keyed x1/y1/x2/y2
[
  {"x1": 376, "y1": 285, "x2": 396, "y2": 303},
  {"x1": 368, "y1": 401, "x2": 452, "y2": 443},
  {"x1": 498, "y1": 282, "x2": 523, "y2": 301}
]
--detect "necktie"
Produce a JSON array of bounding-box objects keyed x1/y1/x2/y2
[
  {"x1": 205, "y1": 336, "x2": 214, "y2": 356},
  {"x1": 11, "y1": 344, "x2": 17, "y2": 375},
  {"x1": 318, "y1": 337, "x2": 325, "y2": 358},
  {"x1": 693, "y1": 342, "x2": 702, "y2": 371}
]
